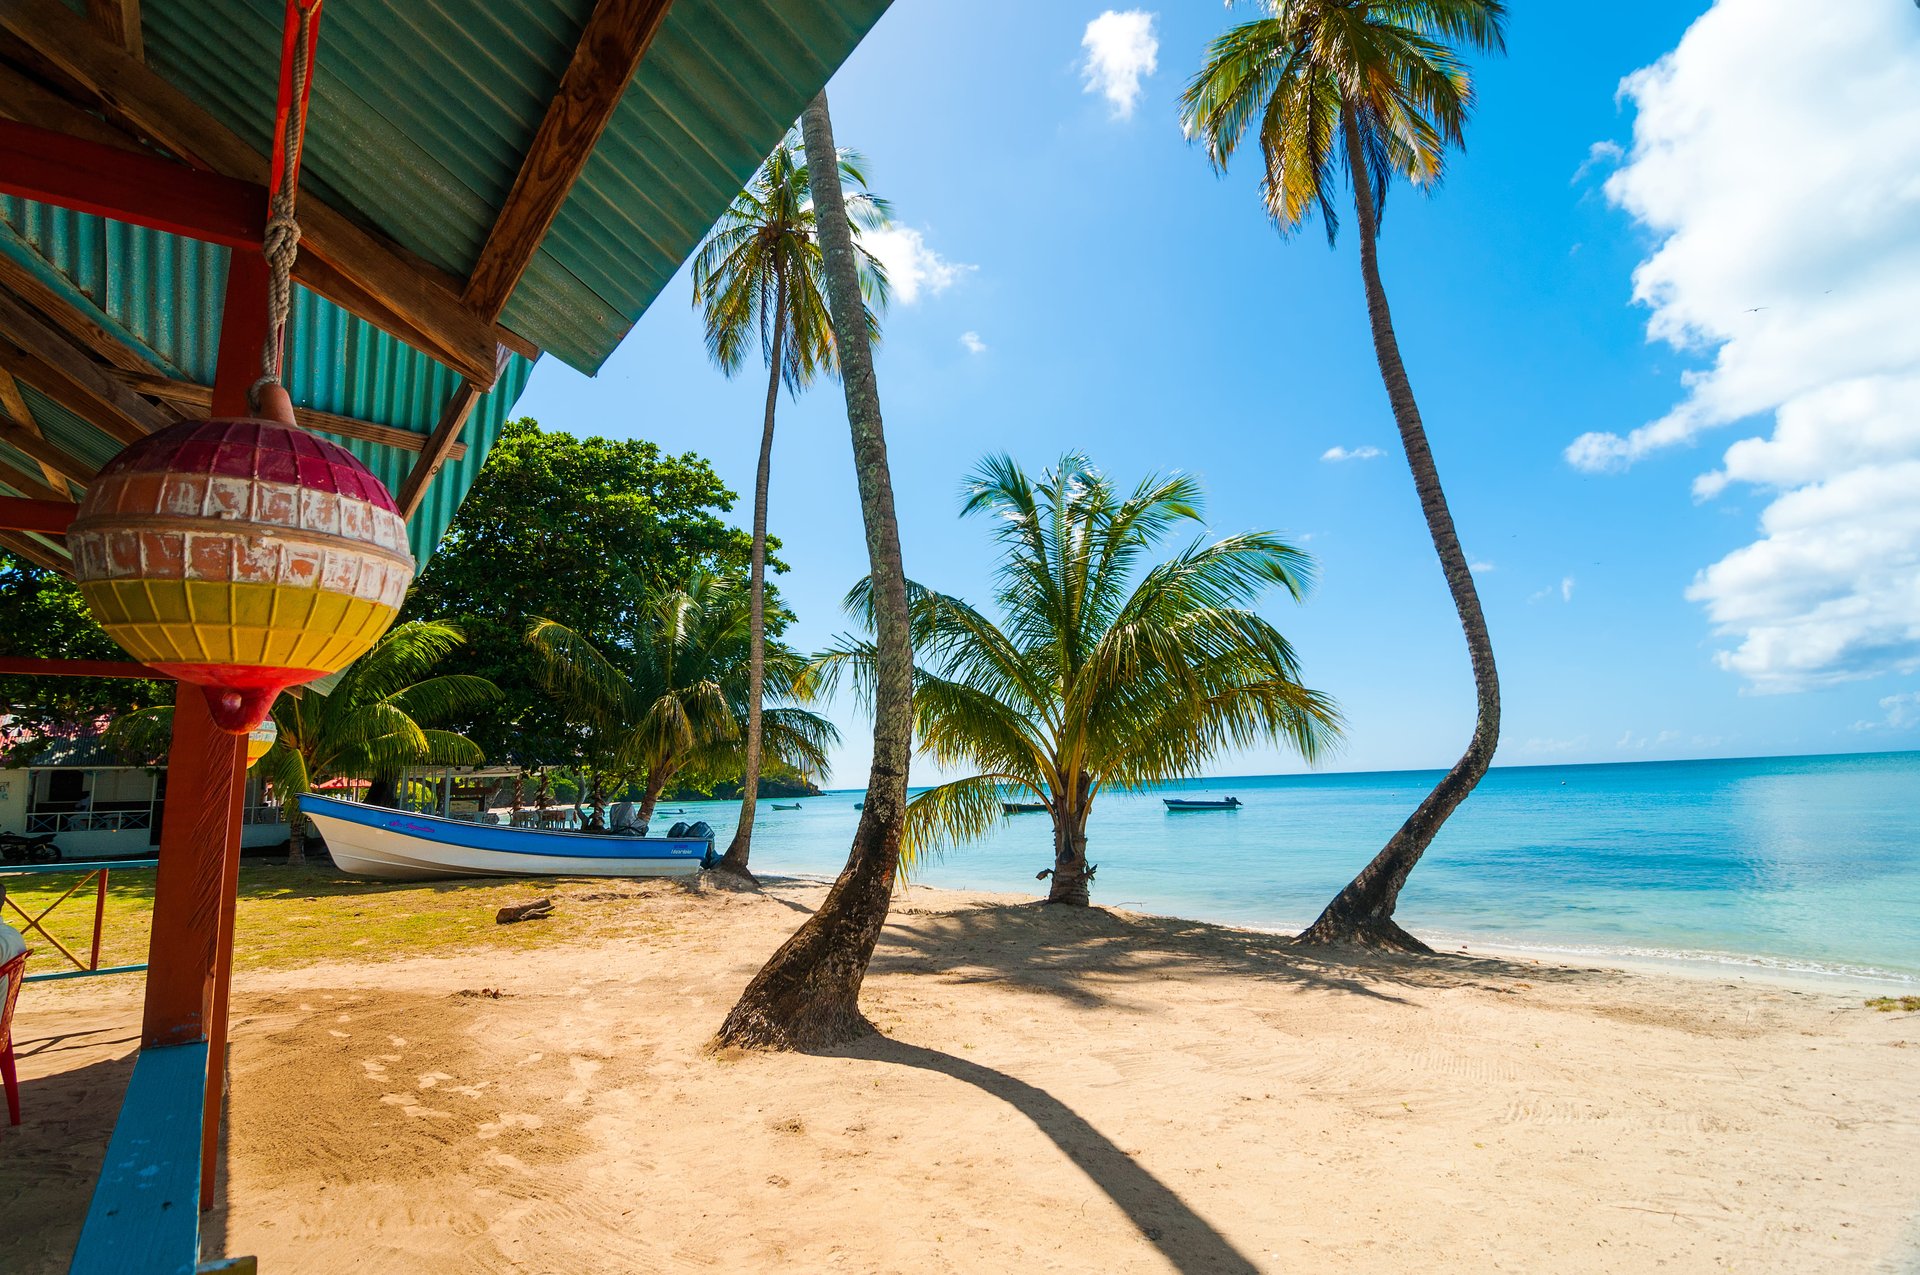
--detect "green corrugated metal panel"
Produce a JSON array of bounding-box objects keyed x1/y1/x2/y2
[
  {"x1": 2, "y1": 195, "x2": 531, "y2": 564},
  {"x1": 133, "y1": 0, "x2": 892, "y2": 373}
]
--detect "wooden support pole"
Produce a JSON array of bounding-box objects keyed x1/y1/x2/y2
[{"x1": 139, "y1": 686, "x2": 245, "y2": 1049}]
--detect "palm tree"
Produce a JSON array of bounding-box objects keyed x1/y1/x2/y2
[
  {"x1": 1181, "y1": 0, "x2": 1506, "y2": 951},
  {"x1": 526, "y1": 569, "x2": 835, "y2": 830},
  {"x1": 254, "y1": 621, "x2": 497, "y2": 864},
  {"x1": 715, "y1": 91, "x2": 915, "y2": 1051},
  {"x1": 692, "y1": 133, "x2": 889, "y2": 881},
  {"x1": 812, "y1": 454, "x2": 1341, "y2": 905}
]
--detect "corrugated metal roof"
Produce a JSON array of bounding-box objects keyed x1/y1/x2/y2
[
  {"x1": 1, "y1": 201, "x2": 531, "y2": 564},
  {"x1": 132, "y1": 0, "x2": 892, "y2": 373},
  {"x1": 2, "y1": 0, "x2": 890, "y2": 573}
]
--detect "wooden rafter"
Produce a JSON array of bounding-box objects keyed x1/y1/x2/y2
[
  {"x1": 0, "y1": 366, "x2": 66, "y2": 490},
  {"x1": 0, "y1": 526, "x2": 70, "y2": 573},
  {"x1": 118, "y1": 372, "x2": 467, "y2": 460},
  {"x1": 463, "y1": 0, "x2": 673, "y2": 319},
  {"x1": 0, "y1": 452, "x2": 68, "y2": 502},
  {"x1": 0, "y1": 0, "x2": 509, "y2": 387},
  {"x1": 0, "y1": 59, "x2": 145, "y2": 150},
  {"x1": 0, "y1": 248, "x2": 156, "y2": 375},
  {"x1": 396, "y1": 347, "x2": 507, "y2": 520},
  {"x1": 0, "y1": 287, "x2": 174, "y2": 444},
  {"x1": 0, "y1": 410, "x2": 96, "y2": 486},
  {"x1": 84, "y1": 0, "x2": 141, "y2": 60}
]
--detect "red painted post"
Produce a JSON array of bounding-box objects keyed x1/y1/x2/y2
[
  {"x1": 90, "y1": 870, "x2": 107, "y2": 971},
  {"x1": 198, "y1": 245, "x2": 275, "y2": 1210},
  {"x1": 140, "y1": 686, "x2": 246, "y2": 1048}
]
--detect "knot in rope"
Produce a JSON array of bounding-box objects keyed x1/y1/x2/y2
[{"x1": 250, "y1": 2, "x2": 320, "y2": 414}]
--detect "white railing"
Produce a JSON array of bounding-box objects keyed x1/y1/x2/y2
[{"x1": 26, "y1": 806, "x2": 285, "y2": 833}]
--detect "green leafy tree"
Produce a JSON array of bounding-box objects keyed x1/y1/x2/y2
[
  {"x1": 404, "y1": 418, "x2": 761, "y2": 766},
  {"x1": 692, "y1": 130, "x2": 888, "y2": 878},
  {"x1": 526, "y1": 569, "x2": 835, "y2": 830},
  {"x1": 811, "y1": 454, "x2": 1340, "y2": 905},
  {"x1": 0, "y1": 550, "x2": 170, "y2": 758},
  {"x1": 1181, "y1": 0, "x2": 1506, "y2": 950},
  {"x1": 260, "y1": 622, "x2": 498, "y2": 864},
  {"x1": 716, "y1": 92, "x2": 915, "y2": 1051}
]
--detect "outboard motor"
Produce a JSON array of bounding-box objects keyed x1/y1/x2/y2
[
  {"x1": 684, "y1": 821, "x2": 718, "y2": 868},
  {"x1": 666, "y1": 821, "x2": 692, "y2": 838}
]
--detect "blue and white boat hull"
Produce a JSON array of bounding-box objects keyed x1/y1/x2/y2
[{"x1": 301, "y1": 794, "x2": 711, "y2": 882}]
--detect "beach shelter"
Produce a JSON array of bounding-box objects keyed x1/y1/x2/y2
[{"x1": 0, "y1": 0, "x2": 889, "y2": 1267}]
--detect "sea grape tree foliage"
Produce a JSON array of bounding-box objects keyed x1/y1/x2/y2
[{"x1": 404, "y1": 418, "x2": 781, "y2": 766}]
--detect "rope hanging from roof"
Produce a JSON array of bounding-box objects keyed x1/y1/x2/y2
[{"x1": 249, "y1": 0, "x2": 324, "y2": 413}]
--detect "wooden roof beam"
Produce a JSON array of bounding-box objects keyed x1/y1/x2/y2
[
  {"x1": 462, "y1": 0, "x2": 673, "y2": 319},
  {"x1": 0, "y1": 289, "x2": 175, "y2": 444},
  {"x1": 0, "y1": 366, "x2": 67, "y2": 490},
  {"x1": 85, "y1": 0, "x2": 141, "y2": 62},
  {"x1": 117, "y1": 371, "x2": 468, "y2": 459},
  {"x1": 0, "y1": 410, "x2": 97, "y2": 487},
  {"x1": 396, "y1": 348, "x2": 507, "y2": 520},
  {"x1": 0, "y1": 451, "x2": 70, "y2": 502},
  {"x1": 0, "y1": 0, "x2": 509, "y2": 387},
  {"x1": 0, "y1": 526, "x2": 70, "y2": 573}
]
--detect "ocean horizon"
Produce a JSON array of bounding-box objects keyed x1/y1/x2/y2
[{"x1": 656, "y1": 749, "x2": 1920, "y2": 987}]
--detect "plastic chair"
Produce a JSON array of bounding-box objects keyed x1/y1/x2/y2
[{"x1": 1, "y1": 945, "x2": 29, "y2": 1126}]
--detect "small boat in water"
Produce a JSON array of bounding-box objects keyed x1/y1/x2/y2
[
  {"x1": 1162, "y1": 797, "x2": 1243, "y2": 811},
  {"x1": 771, "y1": 802, "x2": 803, "y2": 810},
  {"x1": 1002, "y1": 801, "x2": 1048, "y2": 814},
  {"x1": 303, "y1": 794, "x2": 714, "y2": 882}
]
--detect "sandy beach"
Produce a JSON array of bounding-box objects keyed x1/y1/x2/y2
[{"x1": 4, "y1": 875, "x2": 1916, "y2": 1274}]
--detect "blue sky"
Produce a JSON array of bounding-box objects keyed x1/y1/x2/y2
[{"x1": 515, "y1": 0, "x2": 1920, "y2": 782}]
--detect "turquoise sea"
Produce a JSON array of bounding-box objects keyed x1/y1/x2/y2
[{"x1": 659, "y1": 751, "x2": 1920, "y2": 986}]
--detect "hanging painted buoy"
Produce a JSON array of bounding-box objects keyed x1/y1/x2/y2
[
  {"x1": 246, "y1": 716, "x2": 279, "y2": 767},
  {"x1": 68, "y1": 416, "x2": 414, "y2": 734}
]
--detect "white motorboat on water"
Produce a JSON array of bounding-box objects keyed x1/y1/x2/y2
[{"x1": 301, "y1": 794, "x2": 715, "y2": 882}]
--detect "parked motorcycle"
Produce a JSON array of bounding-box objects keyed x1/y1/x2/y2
[{"x1": 0, "y1": 831, "x2": 63, "y2": 864}]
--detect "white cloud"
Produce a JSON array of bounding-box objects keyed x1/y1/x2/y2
[
  {"x1": 1851, "y1": 691, "x2": 1920, "y2": 733},
  {"x1": 1320, "y1": 445, "x2": 1383, "y2": 463},
  {"x1": 1081, "y1": 10, "x2": 1158, "y2": 120},
  {"x1": 1617, "y1": 729, "x2": 1683, "y2": 752},
  {"x1": 1571, "y1": 139, "x2": 1624, "y2": 185},
  {"x1": 864, "y1": 226, "x2": 974, "y2": 304},
  {"x1": 1530, "y1": 576, "x2": 1576, "y2": 605},
  {"x1": 1469, "y1": 561, "x2": 1495, "y2": 575},
  {"x1": 959, "y1": 331, "x2": 987, "y2": 355},
  {"x1": 1568, "y1": 0, "x2": 1920, "y2": 692}
]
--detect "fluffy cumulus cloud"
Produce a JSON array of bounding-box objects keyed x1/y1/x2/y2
[
  {"x1": 863, "y1": 226, "x2": 973, "y2": 304},
  {"x1": 1852, "y1": 692, "x2": 1920, "y2": 734},
  {"x1": 1320, "y1": 445, "x2": 1383, "y2": 463},
  {"x1": 959, "y1": 331, "x2": 987, "y2": 355},
  {"x1": 1568, "y1": 0, "x2": 1920, "y2": 691},
  {"x1": 1081, "y1": 10, "x2": 1158, "y2": 119}
]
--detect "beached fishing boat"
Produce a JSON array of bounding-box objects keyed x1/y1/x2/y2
[
  {"x1": 1162, "y1": 797, "x2": 1243, "y2": 811},
  {"x1": 302, "y1": 794, "x2": 714, "y2": 882}
]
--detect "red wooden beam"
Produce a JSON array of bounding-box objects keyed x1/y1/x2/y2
[
  {"x1": 0, "y1": 118, "x2": 265, "y2": 249},
  {"x1": 0, "y1": 495, "x2": 76, "y2": 534},
  {"x1": 0, "y1": 657, "x2": 170, "y2": 678}
]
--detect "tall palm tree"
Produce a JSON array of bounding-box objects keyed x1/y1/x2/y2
[
  {"x1": 1181, "y1": 0, "x2": 1507, "y2": 951},
  {"x1": 692, "y1": 133, "x2": 889, "y2": 880},
  {"x1": 250, "y1": 621, "x2": 496, "y2": 864},
  {"x1": 716, "y1": 91, "x2": 915, "y2": 1051},
  {"x1": 812, "y1": 454, "x2": 1340, "y2": 904},
  {"x1": 526, "y1": 569, "x2": 835, "y2": 830}
]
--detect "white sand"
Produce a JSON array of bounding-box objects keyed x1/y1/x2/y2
[{"x1": 5, "y1": 877, "x2": 1917, "y2": 1273}]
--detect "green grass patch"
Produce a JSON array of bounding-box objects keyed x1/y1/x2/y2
[
  {"x1": 3, "y1": 862, "x2": 670, "y2": 974},
  {"x1": 1866, "y1": 995, "x2": 1920, "y2": 1013}
]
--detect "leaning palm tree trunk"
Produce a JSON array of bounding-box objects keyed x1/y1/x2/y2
[
  {"x1": 1299, "y1": 113, "x2": 1501, "y2": 952},
  {"x1": 719, "y1": 284, "x2": 788, "y2": 881},
  {"x1": 717, "y1": 91, "x2": 913, "y2": 1049}
]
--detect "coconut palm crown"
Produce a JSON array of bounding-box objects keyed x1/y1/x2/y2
[
  {"x1": 691, "y1": 129, "x2": 889, "y2": 879},
  {"x1": 1180, "y1": 0, "x2": 1507, "y2": 949},
  {"x1": 526, "y1": 569, "x2": 837, "y2": 830},
  {"x1": 809, "y1": 453, "x2": 1341, "y2": 906},
  {"x1": 261, "y1": 620, "x2": 499, "y2": 864}
]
